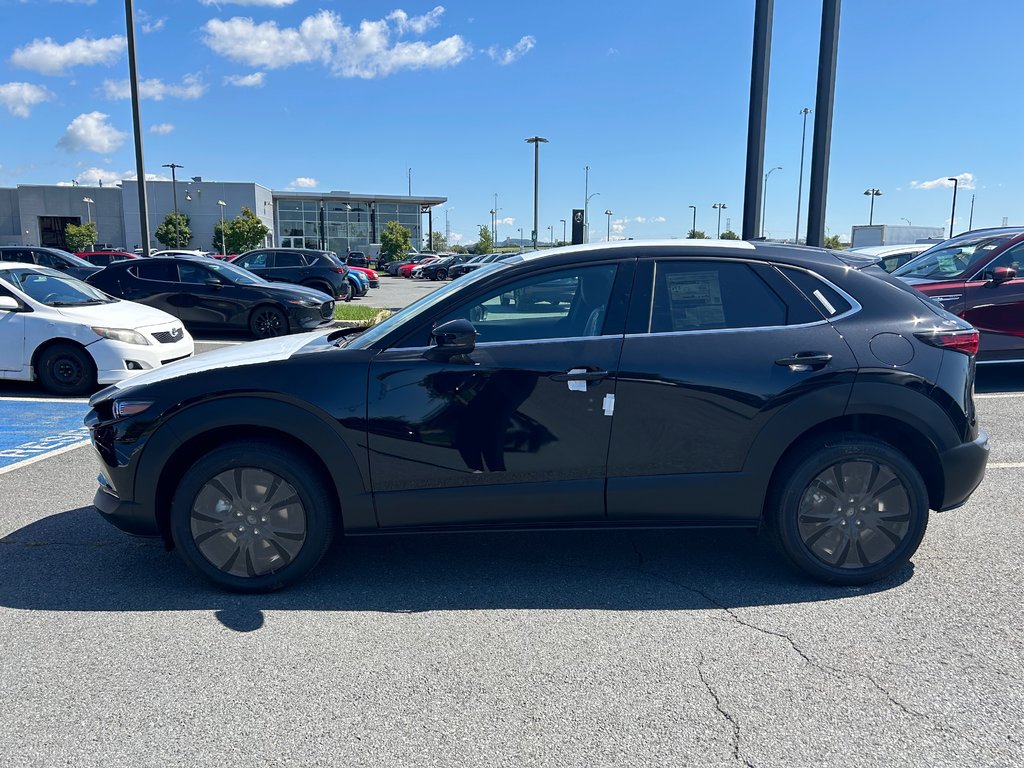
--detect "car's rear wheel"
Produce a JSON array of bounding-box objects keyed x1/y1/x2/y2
[
  {"x1": 303, "y1": 280, "x2": 333, "y2": 298},
  {"x1": 169, "y1": 442, "x2": 335, "y2": 592},
  {"x1": 37, "y1": 343, "x2": 96, "y2": 396},
  {"x1": 249, "y1": 305, "x2": 288, "y2": 338},
  {"x1": 772, "y1": 434, "x2": 929, "y2": 585}
]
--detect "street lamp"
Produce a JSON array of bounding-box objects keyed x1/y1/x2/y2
[
  {"x1": 162, "y1": 162, "x2": 183, "y2": 247},
  {"x1": 559, "y1": 218, "x2": 566, "y2": 245},
  {"x1": 548, "y1": 225, "x2": 553, "y2": 245},
  {"x1": 489, "y1": 208, "x2": 496, "y2": 247},
  {"x1": 901, "y1": 217, "x2": 912, "y2": 226},
  {"x1": 518, "y1": 226, "x2": 524, "y2": 249},
  {"x1": 761, "y1": 166, "x2": 781, "y2": 238},
  {"x1": 583, "y1": 165, "x2": 590, "y2": 243},
  {"x1": 493, "y1": 193, "x2": 500, "y2": 245},
  {"x1": 688, "y1": 205, "x2": 697, "y2": 237},
  {"x1": 712, "y1": 203, "x2": 727, "y2": 238},
  {"x1": 604, "y1": 209, "x2": 613, "y2": 242},
  {"x1": 947, "y1": 177, "x2": 959, "y2": 238},
  {"x1": 864, "y1": 188, "x2": 882, "y2": 225},
  {"x1": 525, "y1": 136, "x2": 548, "y2": 248},
  {"x1": 586, "y1": 192, "x2": 600, "y2": 243},
  {"x1": 795, "y1": 107, "x2": 811, "y2": 243},
  {"x1": 217, "y1": 200, "x2": 227, "y2": 256},
  {"x1": 82, "y1": 196, "x2": 94, "y2": 225}
]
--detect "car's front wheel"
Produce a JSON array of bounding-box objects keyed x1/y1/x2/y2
[
  {"x1": 37, "y1": 343, "x2": 97, "y2": 396},
  {"x1": 169, "y1": 442, "x2": 336, "y2": 592},
  {"x1": 772, "y1": 434, "x2": 929, "y2": 585},
  {"x1": 249, "y1": 305, "x2": 288, "y2": 338},
  {"x1": 435, "y1": 268, "x2": 448, "y2": 281}
]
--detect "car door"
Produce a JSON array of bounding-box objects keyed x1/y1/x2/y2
[
  {"x1": 270, "y1": 250, "x2": 308, "y2": 285},
  {"x1": 365, "y1": 260, "x2": 633, "y2": 528},
  {"x1": 175, "y1": 261, "x2": 251, "y2": 328},
  {"x1": 233, "y1": 250, "x2": 272, "y2": 280},
  {"x1": 962, "y1": 242, "x2": 1024, "y2": 361},
  {"x1": 0, "y1": 282, "x2": 26, "y2": 372},
  {"x1": 606, "y1": 257, "x2": 858, "y2": 523},
  {"x1": 121, "y1": 261, "x2": 180, "y2": 312}
]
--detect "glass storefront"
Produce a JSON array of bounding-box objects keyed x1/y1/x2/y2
[{"x1": 275, "y1": 198, "x2": 423, "y2": 254}]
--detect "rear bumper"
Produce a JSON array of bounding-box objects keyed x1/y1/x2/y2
[{"x1": 938, "y1": 430, "x2": 989, "y2": 511}]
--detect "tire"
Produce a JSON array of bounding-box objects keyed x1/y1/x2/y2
[
  {"x1": 37, "y1": 343, "x2": 97, "y2": 396},
  {"x1": 249, "y1": 305, "x2": 289, "y2": 338},
  {"x1": 303, "y1": 281, "x2": 334, "y2": 299},
  {"x1": 771, "y1": 434, "x2": 929, "y2": 585},
  {"x1": 169, "y1": 441, "x2": 336, "y2": 592},
  {"x1": 435, "y1": 268, "x2": 448, "y2": 281}
]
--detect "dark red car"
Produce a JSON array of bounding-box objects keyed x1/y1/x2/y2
[
  {"x1": 894, "y1": 227, "x2": 1024, "y2": 363},
  {"x1": 76, "y1": 250, "x2": 139, "y2": 267}
]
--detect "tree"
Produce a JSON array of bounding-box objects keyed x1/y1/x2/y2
[
  {"x1": 720, "y1": 230, "x2": 740, "y2": 240},
  {"x1": 474, "y1": 225, "x2": 493, "y2": 255},
  {"x1": 429, "y1": 231, "x2": 449, "y2": 252},
  {"x1": 380, "y1": 220, "x2": 412, "y2": 263},
  {"x1": 155, "y1": 212, "x2": 191, "y2": 249},
  {"x1": 687, "y1": 228, "x2": 708, "y2": 239},
  {"x1": 214, "y1": 207, "x2": 269, "y2": 255},
  {"x1": 824, "y1": 234, "x2": 843, "y2": 249},
  {"x1": 64, "y1": 222, "x2": 97, "y2": 253}
]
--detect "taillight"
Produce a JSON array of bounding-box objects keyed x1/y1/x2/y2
[
  {"x1": 914, "y1": 328, "x2": 980, "y2": 356},
  {"x1": 331, "y1": 267, "x2": 346, "y2": 273}
]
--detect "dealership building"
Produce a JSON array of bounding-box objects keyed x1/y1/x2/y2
[{"x1": 0, "y1": 179, "x2": 446, "y2": 255}]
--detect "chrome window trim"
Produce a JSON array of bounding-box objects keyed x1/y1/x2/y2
[
  {"x1": 382, "y1": 334, "x2": 619, "y2": 354},
  {"x1": 773, "y1": 264, "x2": 862, "y2": 322}
]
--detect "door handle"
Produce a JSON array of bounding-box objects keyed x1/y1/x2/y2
[
  {"x1": 775, "y1": 352, "x2": 832, "y2": 371},
  {"x1": 550, "y1": 369, "x2": 609, "y2": 382}
]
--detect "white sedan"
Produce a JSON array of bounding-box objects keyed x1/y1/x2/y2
[{"x1": 0, "y1": 262, "x2": 194, "y2": 396}]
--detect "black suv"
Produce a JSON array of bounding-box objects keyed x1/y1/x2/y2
[
  {"x1": 87, "y1": 241, "x2": 988, "y2": 592},
  {"x1": 231, "y1": 248, "x2": 351, "y2": 302},
  {"x1": 0, "y1": 246, "x2": 99, "y2": 280}
]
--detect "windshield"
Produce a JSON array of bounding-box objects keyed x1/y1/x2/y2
[
  {"x1": 893, "y1": 233, "x2": 1016, "y2": 280},
  {"x1": 347, "y1": 263, "x2": 508, "y2": 349},
  {"x1": 0, "y1": 267, "x2": 116, "y2": 306},
  {"x1": 207, "y1": 260, "x2": 268, "y2": 285}
]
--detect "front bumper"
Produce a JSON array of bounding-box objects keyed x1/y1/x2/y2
[
  {"x1": 94, "y1": 474, "x2": 159, "y2": 536},
  {"x1": 88, "y1": 335, "x2": 195, "y2": 385},
  {"x1": 938, "y1": 430, "x2": 989, "y2": 511}
]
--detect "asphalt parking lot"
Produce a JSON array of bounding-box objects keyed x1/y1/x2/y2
[{"x1": 0, "y1": 282, "x2": 1022, "y2": 765}]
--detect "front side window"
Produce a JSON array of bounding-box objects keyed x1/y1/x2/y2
[
  {"x1": 425, "y1": 264, "x2": 619, "y2": 345},
  {"x1": 893, "y1": 233, "x2": 1017, "y2": 280},
  {"x1": 976, "y1": 242, "x2": 1024, "y2": 280},
  {"x1": 237, "y1": 251, "x2": 269, "y2": 269},
  {"x1": 178, "y1": 262, "x2": 212, "y2": 284},
  {"x1": 647, "y1": 261, "x2": 787, "y2": 333}
]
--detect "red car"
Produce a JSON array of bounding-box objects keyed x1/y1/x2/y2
[
  {"x1": 77, "y1": 250, "x2": 138, "y2": 267},
  {"x1": 894, "y1": 227, "x2": 1024, "y2": 363},
  {"x1": 346, "y1": 265, "x2": 379, "y2": 288},
  {"x1": 398, "y1": 255, "x2": 439, "y2": 277}
]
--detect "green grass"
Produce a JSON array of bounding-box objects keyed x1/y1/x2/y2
[{"x1": 333, "y1": 305, "x2": 394, "y2": 323}]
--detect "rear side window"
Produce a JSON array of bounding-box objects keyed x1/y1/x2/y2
[
  {"x1": 648, "y1": 261, "x2": 788, "y2": 332},
  {"x1": 132, "y1": 262, "x2": 178, "y2": 282},
  {"x1": 275, "y1": 251, "x2": 307, "y2": 268},
  {"x1": 777, "y1": 267, "x2": 853, "y2": 318}
]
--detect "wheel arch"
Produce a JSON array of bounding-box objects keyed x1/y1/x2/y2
[
  {"x1": 31, "y1": 337, "x2": 96, "y2": 380},
  {"x1": 136, "y1": 397, "x2": 375, "y2": 546}
]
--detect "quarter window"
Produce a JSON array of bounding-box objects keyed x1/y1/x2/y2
[
  {"x1": 648, "y1": 261, "x2": 787, "y2": 333},
  {"x1": 778, "y1": 268, "x2": 852, "y2": 318}
]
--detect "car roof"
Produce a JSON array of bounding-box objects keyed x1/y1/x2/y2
[
  {"x1": 848, "y1": 244, "x2": 932, "y2": 256},
  {"x1": 0, "y1": 261, "x2": 39, "y2": 270}
]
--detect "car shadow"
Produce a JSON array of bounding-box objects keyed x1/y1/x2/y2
[
  {"x1": 975, "y1": 363, "x2": 1024, "y2": 394},
  {"x1": 0, "y1": 506, "x2": 913, "y2": 631}
]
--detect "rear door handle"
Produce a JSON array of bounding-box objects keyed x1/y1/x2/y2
[
  {"x1": 550, "y1": 369, "x2": 609, "y2": 382},
  {"x1": 775, "y1": 352, "x2": 833, "y2": 371}
]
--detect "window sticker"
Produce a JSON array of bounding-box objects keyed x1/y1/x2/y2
[{"x1": 665, "y1": 270, "x2": 724, "y2": 328}]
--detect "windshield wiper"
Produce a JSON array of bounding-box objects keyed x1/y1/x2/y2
[{"x1": 49, "y1": 299, "x2": 104, "y2": 306}]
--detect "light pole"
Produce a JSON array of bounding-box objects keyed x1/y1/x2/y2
[
  {"x1": 795, "y1": 107, "x2": 811, "y2": 243},
  {"x1": 407, "y1": 167, "x2": 411, "y2": 196},
  {"x1": 901, "y1": 217, "x2": 912, "y2": 226},
  {"x1": 518, "y1": 227, "x2": 524, "y2": 249},
  {"x1": 548, "y1": 225, "x2": 553, "y2": 245},
  {"x1": 688, "y1": 205, "x2": 697, "y2": 237},
  {"x1": 761, "y1": 166, "x2": 781, "y2": 238},
  {"x1": 583, "y1": 165, "x2": 590, "y2": 243},
  {"x1": 489, "y1": 208, "x2": 496, "y2": 248},
  {"x1": 586, "y1": 192, "x2": 600, "y2": 243},
  {"x1": 162, "y1": 162, "x2": 183, "y2": 247},
  {"x1": 560, "y1": 218, "x2": 566, "y2": 245},
  {"x1": 712, "y1": 203, "x2": 727, "y2": 237},
  {"x1": 82, "y1": 196, "x2": 94, "y2": 225},
  {"x1": 493, "y1": 193, "x2": 499, "y2": 245},
  {"x1": 217, "y1": 200, "x2": 226, "y2": 256},
  {"x1": 968, "y1": 194, "x2": 975, "y2": 230},
  {"x1": 864, "y1": 188, "x2": 882, "y2": 225},
  {"x1": 947, "y1": 177, "x2": 959, "y2": 238},
  {"x1": 525, "y1": 136, "x2": 548, "y2": 248},
  {"x1": 604, "y1": 209, "x2": 613, "y2": 242}
]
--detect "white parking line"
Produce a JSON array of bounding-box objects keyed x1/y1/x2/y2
[
  {"x1": 0, "y1": 439, "x2": 90, "y2": 476},
  {"x1": 0, "y1": 396, "x2": 89, "y2": 403},
  {"x1": 976, "y1": 393, "x2": 1024, "y2": 399},
  {"x1": 988, "y1": 462, "x2": 1024, "y2": 469}
]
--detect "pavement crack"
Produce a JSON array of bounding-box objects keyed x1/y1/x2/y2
[{"x1": 696, "y1": 650, "x2": 755, "y2": 767}]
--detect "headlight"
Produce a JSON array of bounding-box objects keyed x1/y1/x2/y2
[
  {"x1": 287, "y1": 298, "x2": 319, "y2": 307},
  {"x1": 113, "y1": 399, "x2": 154, "y2": 419},
  {"x1": 91, "y1": 327, "x2": 150, "y2": 345}
]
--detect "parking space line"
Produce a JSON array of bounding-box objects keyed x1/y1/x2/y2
[
  {"x1": 975, "y1": 393, "x2": 1024, "y2": 399},
  {"x1": 0, "y1": 396, "x2": 89, "y2": 404},
  {"x1": 0, "y1": 438, "x2": 90, "y2": 476},
  {"x1": 988, "y1": 462, "x2": 1024, "y2": 469}
]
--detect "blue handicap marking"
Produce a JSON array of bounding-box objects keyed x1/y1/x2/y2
[{"x1": 0, "y1": 398, "x2": 91, "y2": 470}]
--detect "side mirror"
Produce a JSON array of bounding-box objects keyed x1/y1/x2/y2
[
  {"x1": 989, "y1": 266, "x2": 1017, "y2": 284},
  {"x1": 426, "y1": 318, "x2": 477, "y2": 360},
  {"x1": 206, "y1": 278, "x2": 224, "y2": 287},
  {"x1": 0, "y1": 295, "x2": 24, "y2": 312}
]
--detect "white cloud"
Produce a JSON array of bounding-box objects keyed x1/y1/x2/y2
[
  {"x1": 290, "y1": 177, "x2": 318, "y2": 188},
  {"x1": 102, "y1": 73, "x2": 206, "y2": 101},
  {"x1": 224, "y1": 72, "x2": 265, "y2": 87},
  {"x1": 388, "y1": 6, "x2": 445, "y2": 35},
  {"x1": 64, "y1": 166, "x2": 123, "y2": 186},
  {"x1": 141, "y1": 17, "x2": 166, "y2": 34},
  {"x1": 57, "y1": 111, "x2": 126, "y2": 154},
  {"x1": 149, "y1": 123, "x2": 174, "y2": 135},
  {"x1": 202, "y1": 9, "x2": 470, "y2": 78},
  {"x1": 910, "y1": 172, "x2": 975, "y2": 191},
  {"x1": 497, "y1": 216, "x2": 515, "y2": 226},
  {"x1": 200, "y1": 0, "x2": 297, "y2": 5},
  {"x1": 10, "y1": 35, "x2": 125, "y2": 76},
  {"x1": 448, "y1": 231, "x2": 464, "y2": 244},
  {"x1": 486, "y1": 36, "x2": 535, "y2": 66},
  {"x1": 0, "y1": 82, "x2": 53, "y2": 117}
]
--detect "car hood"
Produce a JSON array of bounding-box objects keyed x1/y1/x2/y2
[
  {"x1": 261, "y1": 282, "x2": 333, "y2": 301},
  {"x1": 54, "y1": 298, "x2": 180, "y2": 328},
  {"x1": 897, "y1": 276, "x2": 959, "y2": 289},
  {"x1": 100, "y1": 330, "x2": 330, "y2": 395}
]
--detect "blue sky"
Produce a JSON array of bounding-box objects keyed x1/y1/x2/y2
[{"x1": 0, "y1": 0, "x2": 1020, "y2": 245}]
